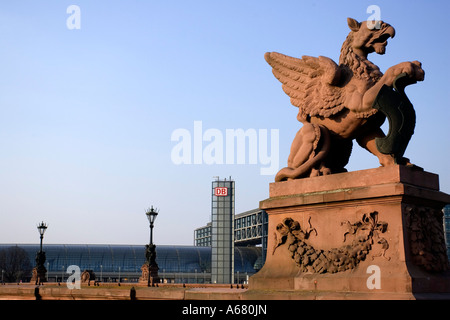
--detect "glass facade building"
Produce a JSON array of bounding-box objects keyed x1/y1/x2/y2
[
  {"x1": 194, "y1": 223, "x2": 211, "y2": 247},
  {"x1": 234, "y1": 209, "x2": 268, "y2": 247},
  {"x1": 195, "y1": 209, "x2": 268, "y2": 263},
  {"x1": 211, "y1": 178, "x2": 235, "y2": 284},
  {"x1": 0, "y1": 244, "x2": 262, "y2": 284}
]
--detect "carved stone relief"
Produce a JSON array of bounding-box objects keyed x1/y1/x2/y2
[
  {"x1": 405, "y1": 205, "x2": 449, "y2": 272},
  {"x1": 272, "y1": 211, "x2": 389, "y2": 273}
]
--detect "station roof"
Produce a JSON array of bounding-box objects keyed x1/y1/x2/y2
[{"x1": 0, "y1": 244, "x2": 263, "y2": 274}]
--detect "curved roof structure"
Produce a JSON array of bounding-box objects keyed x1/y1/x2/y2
[{"x1": 0, "y1": 244, "x2": 262, "y2": 274}]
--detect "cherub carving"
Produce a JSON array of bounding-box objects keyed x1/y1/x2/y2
[{"x1": 265, "y1": 18, "x2": 424, "y2": 181}]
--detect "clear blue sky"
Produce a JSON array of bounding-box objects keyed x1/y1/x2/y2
[{"x1": 0, "y1": 0, "x2": 449, "y2": 245}]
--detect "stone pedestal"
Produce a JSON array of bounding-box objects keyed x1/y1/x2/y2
[
  {"x1": 139, "y1": 263, "x2": 160, "y2": 286},
  {"x1": 250, "y1": 165, "x2": 450, "y2": 297},
  {"x1": 30, "y1": 266, "x2": 47, "y2": 285}
]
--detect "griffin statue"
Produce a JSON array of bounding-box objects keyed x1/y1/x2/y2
[{"x1": 266, "y1": 18, "x2": 424, "y2": 181}]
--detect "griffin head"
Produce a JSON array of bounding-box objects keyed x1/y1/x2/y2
[{"x1": 346, "y1": 17, "x2": 396, "y2": 56}]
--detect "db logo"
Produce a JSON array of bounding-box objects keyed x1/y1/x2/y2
[{"x1": 214, "y1": 187, "x2": 228, "y2": 197}]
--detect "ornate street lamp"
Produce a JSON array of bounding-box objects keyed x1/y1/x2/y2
[
  {"x1": 140, "y1": 206, "x2": 160, "y2": 286},
  {"x1": 31, "y1": 221, "x2": 48, "y2": 285},
  {"x1": 146, "y1": 206, "x2": 158, "y2": 245},
  {"x1": 37, "y1": 221, "x2": 47, "y2": 251}
]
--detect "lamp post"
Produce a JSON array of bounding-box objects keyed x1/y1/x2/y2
[
  {"x1": 146, "y1": 206, "x2": 158, "y2": 244},
  {"x1": 31, "y1": 221, "x2": 48, "y2": 285},
  {"x1": 141, "y1": 206, "x2": 160, "y2": 287}
]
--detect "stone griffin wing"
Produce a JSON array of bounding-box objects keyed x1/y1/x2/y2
[{"x1": 265, "y1": 52, "x2": 345, "y2": 122}]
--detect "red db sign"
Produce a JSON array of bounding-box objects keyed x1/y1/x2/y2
[{"x1": 214, "y1": 187, "x2": 228, "y2": 197}]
